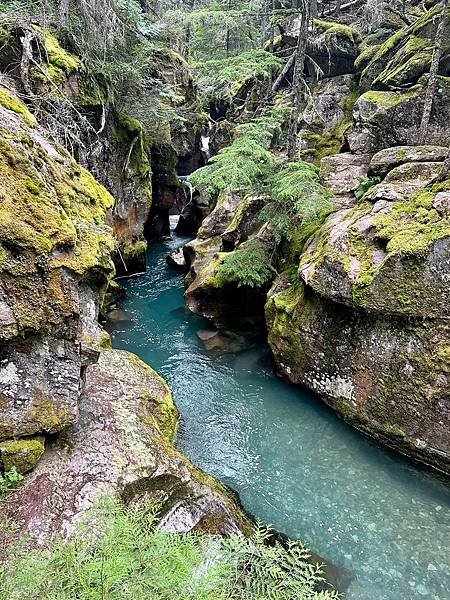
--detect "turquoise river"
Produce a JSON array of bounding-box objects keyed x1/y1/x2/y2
[{"x1": 109, "y1": 227, "x2": 450, "y2": 600}]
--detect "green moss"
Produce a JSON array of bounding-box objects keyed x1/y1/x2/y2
[
  {"x1": 374, "y1": 188, "x2": 450, "y2": 256},
  {"x1": 113, "y1": 113, "x2": 152, "y2": 179},
  {"x1": 0, "y1": 437, "x2": 45, "y2": 474},
  {"x1": 361, "y1": 4, "x2": 450, "y2": 88},
  {"x1": 73, "y1": 76, "x2": 106, "y2": 107},
  {"x1": 28, "y1": 395, "x2": 74, "y2": 435},
  {"x1": 122, "y1": 239, "x2": 147, "y2": 263},
  {"x1": 355, "y1": 45, "x2": 380, "y2": 71},
  {"x1": 0, "y1": 89, "x2": 36, "y2": 126},
  {"x1": 360, "y1": 27, "x2": 406, "y2": 84},
  {"x1": 300, "y1": 89, "x2": 358, "y2": 164},
  {"x1": 373, "y1": 36, "x2": 434, "y2": 88},
  {"x1": 36, "y1": 27, "x2": 81, "y2": 73},
  {"x1": 0, "y1": 105, "x2": 116, "y2": 334},
  {"x1": 361, "y1": 86, "x2": 422, "y2": 110},
  {"x1": 314, "y1": 19, "x2": 361, "y2": 43},
  {"x1": 411, "y1": 5, "x2": 443, "y2": 36}
]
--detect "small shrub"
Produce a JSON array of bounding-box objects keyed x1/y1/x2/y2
[
  {"x1": 354, "y1": 177, "x2": 381, "y2": 200},
  {"x1": 216, "y1": 240, "x2": 273, "y2": 288},
  {"x1": 261, "y1": 161, "x2": 332, "y2": 242},
  {"x1": 0, "y1": 467, "x2": 23, "y2": 497}
]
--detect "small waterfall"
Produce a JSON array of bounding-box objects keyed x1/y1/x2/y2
[
  {"x1": 179, "y1": 175, "x2": 194, "y2": 206},
  {"x1": 200, "y1": 134, "x2": 210, "y2": 163}
]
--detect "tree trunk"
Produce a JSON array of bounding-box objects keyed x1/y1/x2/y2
[
  {"x1": 226, "y1": 0, "x2": 232, "y2": 57},
  {"x1": 287, "y1": 0, "x2": 309, "y2": 158},
  {"x1": 418, "y1": 0, "x2": 449, "y2": 144}
]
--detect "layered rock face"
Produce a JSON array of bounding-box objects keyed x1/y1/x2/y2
[{"x1": 0, "y1": 89, "x2": 114, "y2": 471}]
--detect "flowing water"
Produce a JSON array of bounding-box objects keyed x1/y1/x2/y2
[{"x1": 109, "y1": 227, "x2": 450, "y2": 600}]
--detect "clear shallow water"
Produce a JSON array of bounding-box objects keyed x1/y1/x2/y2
[{"x1": 109, "y1": 229, "x2": 450, "y2": 600}]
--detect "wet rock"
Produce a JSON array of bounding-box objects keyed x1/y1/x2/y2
[
  {"x1": 175, "y1": 190, "x2": 209, "y2": 237},
  {"x1": 167, "y1": 248, "x2": 186, "y2": 270},
  {"x1": 197, "y1": 329, "x2": 219, "y2": 341},
  {"x1": 266, "y1": 161, "x2": 450, "y2": 473},
  {"x1": 369, "y1": 145, "x2": 448, "y2": 178},
  {"x1": 0, "y1": 349, "x2": 249, "y2": 548},
  {"x1": 197, "y1": 329, "x2": 248, "y2": 353},
  {"x1": 107, "y1": 308, "x2": 131, "y2": 323}
]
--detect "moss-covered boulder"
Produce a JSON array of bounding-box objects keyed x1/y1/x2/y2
[
  {"x1": 266, "y1": 278, "x2": 450, "y2": 475},
  {"x1": 298, "y1": 75, "x2": 359, "y2": 164},
  {"x1": 0, "y1": 437, "x2": 45, "y2": 474},
  {"x1": 184, "y1": 193, "x2": 269, "y2": 328},
  {"x1": 282, "y1": 17, "x2": 361, "y2": 78},
  {"x1": 360, "y1": 5, "x2": 450, "y2": 90},
  {"x1": 298, "y1": 174, "x2": 450, "y2": 317},
  {"x1": 0, "y1": 349, "x2": 249, "y2": 547},
  {"x1": 265, "y1": 162, "x2": 450, "y2": 473},
  {"x1": 349, "y1": 80, "x2": 450, "y2": 153}
]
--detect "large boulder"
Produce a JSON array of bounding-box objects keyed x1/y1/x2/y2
[
  {"x1": 298, "y1": 180, "x2": 450, "y2": 317},
  {"x1": 368, "y1": 145, "x2": 449, "y2": 178},
  {"x1": 320, "y1": 152, "x2": 370, "y2": 198},
  {"x1": 0, "y1": 349, "x2": 248, "y2": 548},
  {"x1": 348, "y1": 80, "x2": 450, "y2": 153},
  {"x1": 266, "y1": 279, "x2": 450, "y2": 474}
]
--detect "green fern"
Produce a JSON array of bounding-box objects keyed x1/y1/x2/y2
[
  {"x1": 0, "y1": 497, "x2": 340, "y2": 600},
  {"x1": 216, "y1": 240, "x2": 273, "y2": 288}
]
